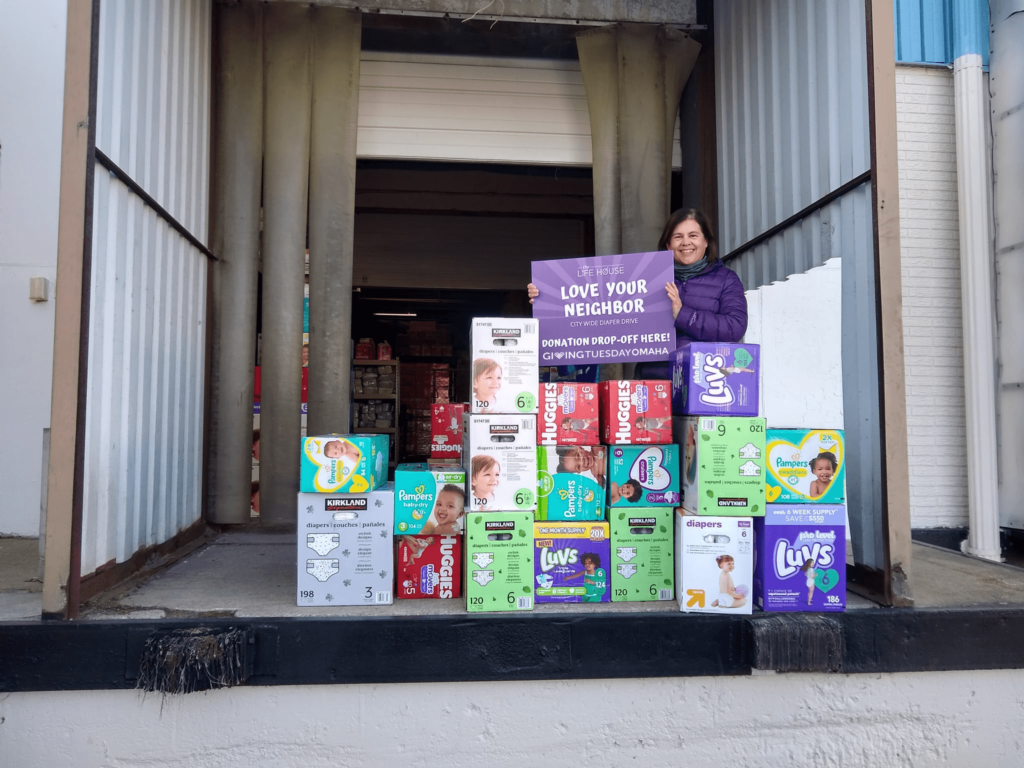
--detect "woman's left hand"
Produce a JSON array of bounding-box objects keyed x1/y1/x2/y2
[{"x1": 665, "y1": 282, "x2": 682, "y2": 320}]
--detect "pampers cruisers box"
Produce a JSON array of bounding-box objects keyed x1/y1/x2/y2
[
  {"x1": 609, "y1": 507, "x2": 674, "y2": 602},
  {"x1": 533, "y1": 521, "x2": 611, "y2": 603},
  {"x1": 396, "y1": 534, "x2": 462, "y2": 599},
  {"x1": 674, "y1": 416, "x2": 766, "y2": 516},
  {"x1": 431, "y1": 403, "x2": 467, "y2": 461},
  {"x1": 766, "y1": 429, "x2": 846, "y2": 505},
  {"x1": 300, "y1": 434, "x2": 389, "y2": 493},
  {"x1": 670, "y1": 342, "x2": 760, "y2": 416},
  {"x1": 297, "y1": 484, "x2": 394, "y2": 607},
  {"x1": 470, "y1": 318, "x2": 539, "y2": 414},
  {"x1": 538, "y1": 381, "x2": 600, "y2": 446},
  {"x1": 394, "y1": 463, "x2": 467, "y2": 534},
  {"x1": 464, "y1": 414, "x2": 537, "y2": 512},
  {"x1": 598, "y1": 380, "x2": 673, "y2": 444},
  {"x1": 608, "y1": 445, "x2": 680, "y2": 507},
  {"x1": 535, "y1": 445, "x2": 607, "y2": 521},
  {"x1": 675, "y1": 513, "x2": 753, "y2": 614},
  {"x1": 465, "y1": 512, "x2": 534, "y2": 612}
]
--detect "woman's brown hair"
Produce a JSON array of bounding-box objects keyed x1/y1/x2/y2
[{"x1": 658, "y1": 208, "x2": 719, "y2": 264}]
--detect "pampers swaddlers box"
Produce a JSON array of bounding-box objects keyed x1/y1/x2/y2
[
  {"x1": 608, "y1": 445, "x2": 680, "y2": 507},
  {"x1": 300, "y1": 434, "x2": 389, "y2": 493},
  {"x1": 538, "y1": 381, "x2": 600, "y2": 446},
  {"x1": 766, "y1": 429, "x2": 846, "y2": 504},
  {"x1": 464, "y1": 414, "x2": 538, "y2": 512},
  {"x1": 465, "y1": 512, "x2": 534, "y2": 612},
  {"x1": 396, "y1": 534, "x2": 462, "y2": 599},
  {"x1": 533, "y1": 521, "x2": 611, "y2": 603},
  {"x1": 609, "y1": 508, "x2": 674, "y2": 602},
  {"x1": 675, "y1": 513, "x2": 753, "y2": 614},
  {"x1": 394, "y1": 463, "x2": 467, "y2": 534},
  {"x1": 599, "y1": 380, "x2": 673, "y2": 444},
  {"x1": 535, "y1": 445, "x2": 606, "y2": 521},
  {"x1": 470, "y1": 318, "x2": 539, "y2": 414},
  {"x1": 674, "y1": 416, "x2": 766, "y2": 516},
  {"x1": 670, "y1": 342, "x2": 760, "y2": 416}
]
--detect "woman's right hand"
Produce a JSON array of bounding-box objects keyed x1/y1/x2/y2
[
  {"x1": 527, "y1": 283, "x2": 539, "y2": 304},
  {"x1": 665, "y1": 282, "x2": 682, "y2": 320}
]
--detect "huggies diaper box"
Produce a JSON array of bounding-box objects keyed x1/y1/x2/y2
[
  {"x1": 538, "y1": 381, "x2": 600, "y2": 446},
  {"x1": 470, "y1": 318, "x2": 539, "y2": 414},
  {"x1": 766, "y1": 429, "x2": 846, "y2": 504},
  {"x1": 396, "y1": 534, "x2": 462, "y2": 599},
  {"x1": 394, "y1": 463, "x2": 467, "y2": 534},
  {"x1": 430, "y1": 403, "x2": 467, "y2": 461},
  {"x1": 297, "y1": 485, "x2": 394, "y2": 607},
  {"x1": 608, "y1": 445, "x2": 680, "y2": 507},
  {"x1": 533, "y1": 522, "x2": 611, "y2": 603},
  {"x1": 465, "y1": 512, "x2": 534, "y2": 612},
  {"x1": 754, "y1": 504, "x2": 846, "y2": 612},
  {"x1": 535, "y1": 445, "x2": 607, "y2": 521},
  {"x1": 674, "y1": 416, "x2": 766, "y2": 516},
  {"x1": 609, "y1": 507, "x2": 674, "y2": 602},
  {"x1": 670, "y1": 342, "x2": 760, "y2": 417},
  {"x1": 464, "y1": 414, "x2": 537, "y2": 512},
  {"x1": 300, "y1": 434, "x2": 389, "y2": 493},
  {"x1": 599, "y1": 380, "x2": 672, "y2": 444},
  {"x1": 675, "y1": 513, "x2": 753, "y2": 614}
]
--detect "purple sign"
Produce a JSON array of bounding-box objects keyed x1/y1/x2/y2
[
  {"x1": 670, "y1": 342, "x2": 760, "y2": 416},
  {"x1": 531, "y1": 252, "x2": 675, "y2": 366}
]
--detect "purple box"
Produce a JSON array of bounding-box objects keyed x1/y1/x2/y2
[
  {"x1": 670, "y1": 342, "x2": 760, "y2": 416},
  {"x1": 754, "y1": 504, "x2": 846, "y2": 612},
  {"x1": 533, "y1": 521, "x2": 611, "y2": 603}
]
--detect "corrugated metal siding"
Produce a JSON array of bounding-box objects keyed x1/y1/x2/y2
[{"x1": 894, "y1": 0, "x2": 954, "y2": 64}]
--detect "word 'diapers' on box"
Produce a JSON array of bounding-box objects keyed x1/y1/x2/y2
[
  {"x1": 431, "y1": 403, "x2": 467, "y2": 460},
  {"x1": 464, "y1": 413, "x2": 537, "y2": 513},
  {"x1": 675, "y1": 513, "x2": 753, "y2": 615},
  {"x1": 396, "y1": 534, "x2": 462, "y2": 600},
  {"x1": 537, "y1": 382, "x2": 600, "y2": 446},
  {"x1": 598, "y1": 380, "x2": 672, "y2": 445},
  {"x1": 670, "y1": 342, "x2": 760, "y2": 417},
  {"x1": 465, "y1": 512, "x2": 534, "y2": 612},
  {"x1": 470, "y1": 318, "x2": 539, "y2": 414}
]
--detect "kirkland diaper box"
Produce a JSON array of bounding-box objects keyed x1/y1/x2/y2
[
  {"x1": 300, "y1": 434, "x2": 389, "y2": 494},
  {"x1": 538, "y1": 381, "x2": 600, "y2": 446},
  {"x1": 464, "y1": 413, "x2": 537, "y2": 512},
  {"x1": 465, "y1": 512, "x2": 534, "y2": 612},
  {"x1": 670, "y1": 342, "x2": 760, "y2": 416},
  {"x1": 430, "y1": 403, "x2": 467, "y2": 461},
  {"x1": 296, "y1": 484, "x2": 394, "y2": 607},
  {"x1": 470, "y1": 318, "x2": 539, "y2": 414},
  {"x1": 609, "y1": 508, "x2": 674, "y2": 602},
  {"x1": 675, "y1": 513, "x2": 753, "y2": 614},
  {"x1": 396, "y1": 534, "x2": 462, "y2": 599},
  {"x1": 533, "y1": 521, "x2": 611, "y2": 603},
  {"x1": 754, "y1": 504, "x2": 846, "y2": 612},
  {"x1": 766, "y1": 429, "x2": 846, "y2": 504},
  {"x1": 535, "y1": 445, "x2": 607, "y2": 521},
  {"x1": 598, "y1": 380, "x2": 672, "y2": 444},
  {"x1": 674, "y1": 416, "x2": 766, "y2": 516},
  {"x1": 394, "y1": 463, "x2": 467, "y2": 534},
  {"x1": 608, "y1": 445, "x2": 680, "y2": 507}
]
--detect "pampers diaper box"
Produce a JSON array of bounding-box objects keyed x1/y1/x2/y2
[
  {"x1": 464, "y1": 414, "x2": 537, "y2": 512},
  {"x1": 300, "y1": 434, "x2": 389, "y2": 494},
  {"x1": 675, "y1": 513, "x2": 753, "y2": 614},
  {"x1": 608, "y1": 445, "x2": 680, "y2": 507},
  {"x1": 465, "y1": 512, "x2": 534, "y2": 612},
  {"x1": 674, "y1": 416, "x2": 766, "y2": 516},
  {"x1": 598, "y1": 380, "x2": 673, "y2": 444},
  {"x1": 766, "y1": 429, "x2": 846, "y2": 505},
  {"x1": 538, "y1": 381, "x2": 600, "y2": 446},
  {"x1": 470, "y1": 318, "x2": 539, "y2": 414},
  {"x1": 670, "y1": 342, "x2": 760, "y2": 417},
  {"x1": 533, "y1": 521, "x2": 611, "y2": 603},
  {"x1": 396, "y1": 534, "x2": 462, "y2": 599},
  {"x1": 754, "y1": 504, "x2": 846, "y2": 612},
  {"x1": 535, "y1": 445, "x2": 606, "y2": 521},
  {"x1": 609, "y1": 507, "x2": 674, "y2": 602},
  {"x1": 296, "y1": 484, "x2": 394, "y2": 607},
  {"x1": 431, "y1": 403, "x2": 467, "y2": 461},
  {"x1": 394, "y1": 463, "x2": 467, "y2": 534}
]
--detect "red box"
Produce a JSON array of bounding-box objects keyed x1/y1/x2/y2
[
  {"x1": 598, "y1": 380, "x2": 673, "y2": 444},
  {"x1": 396, "y1": 534, "x2": 462, "y2": 599},
  {"x1": 537, "y1": 382, "x2": 600, "y2": 446},
  {"x1": 431, "y1": 403, "x2": 466, "y2": 460}
]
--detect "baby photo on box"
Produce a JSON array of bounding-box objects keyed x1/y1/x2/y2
[
  {"x1": 608, "y1": 445, "x2": 680, "y2": 507},
  {"x1": 535, "y1": 445, "x2": 607, "y2": 521},
  {"x1": 675, "y1": 514, "x2": 753, "y2": 615},
  {"x1": 471, "y1": 318, "x2": 539, "y2": 414},
  {"x1": 300, "y1": 434, "x2": 389, "y2": 494}
]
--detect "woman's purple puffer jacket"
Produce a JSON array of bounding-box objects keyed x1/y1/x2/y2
[{"x1": 636, "y1": 260, "x2": 748, "y2": 380}]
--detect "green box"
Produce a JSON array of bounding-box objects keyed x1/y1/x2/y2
[
  {"x1": 300, "y1": 434, "x2": 389, "y2": 494},
  {"x1": 535, "y1": 446, "x2": 606, "y2": 521},
  {"x1": 465, "y1": 512, "x2": 534, "y2": 612},
  {"x1": 675, "y1": 416, "x2": 766, "y2": 516},
  {"x1": 394, "y1": 463, "x2": 467, "y2": 534},
  {"x1": 609, "y1": 508, "x2": 675, "y2": 602}
]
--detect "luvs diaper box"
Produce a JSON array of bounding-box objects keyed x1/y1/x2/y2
[
  {"x1": 300, "y1": 434, "x2": 389, "y2": 493},
  {"x1": 599, "y1": 380, "x2": 673, "y2": 444},
  {"x1": 297, "y1": 485, "x2": 394, "y2": 606},
  {"x1": 538, "y1": 381, "x2": 600, "y2": 446},
  {"x1": 430, "y1": 403, "x2": 467, "y2": 461},
  {"x1": 533, "y1": 521, "x2": 610, "y2": 603},
  {"x1": 609, "y1": 508, "x2": 674, "y2": 602},
  {"x1": 766, "y1": 429, "x2": 846, "y2": 504},
  {"x1": 608, "y1": 445, "x2": 680, "y2": 507},
  {"x1": 394, "y1": 463, "x2": 467, "y2": 534},
  {"x1": 396, "y1": 534, "x2": 462, "y2": 599},
  {"x1": 675, "y1": 513, "x2": 753, "y2": 614},
  {"x1": 674, "y1": 416, "x2": 766, "y2": 516},
  {"x1": 470, "y1": 318, "x2": 539, "y2": 414},
  {"x1": 754, "y1": 504, "x2": 846, "y2": 612},
  {"x1": 670, "y1": 342, "x2": 760, "y2": 416},
  {"x1": 535, "y1": 445, "x2": 607, "y2": 521},
  {"x1": 465, "y1": 512, "x2": 534, "y2": 612},
  {"x1": 464, "y1": 413, "x2": 537, "y2": 512}
]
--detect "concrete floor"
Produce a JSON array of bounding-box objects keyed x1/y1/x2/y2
[{"x1": 0, "y1": 538, "x2": 43, "y2": 621}]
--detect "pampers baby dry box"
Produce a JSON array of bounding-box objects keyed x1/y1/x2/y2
[
  {"x1": 535, "y1": 445, "x2": 606, "y2": 521},
  {"x1": 300, "y1": 434, "x2": 389, "y2": 494}
]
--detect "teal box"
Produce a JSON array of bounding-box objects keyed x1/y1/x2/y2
[
  {"x1": 300, "y1": 434, "x2": 389, "y2": 494},
  {"x1": 394, "y1": 462, "x2": 467, "y2": 535},
  {"x1": 536, "y1": 446, "x2": 607, "y2": 521},
  {"x1": 608, "y1": 445, "x2": 680, "y2": 507}
]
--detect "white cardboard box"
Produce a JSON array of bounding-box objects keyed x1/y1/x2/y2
[
  {"x1": 464, "y1": 413, "x2": 538, "y2": 513},
  {"x1": 470, "y1": 318, "x2": 540, "y2": 414},
  {"x1": 675, "y1": 512, "x2": 753, "y2": 615}
]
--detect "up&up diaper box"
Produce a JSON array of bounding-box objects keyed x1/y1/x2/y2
[
  {"x1": 675, "y1": 416, "x2": 766, "y2": 516},
  {"x1": 538, "y1": 381, "x2": 600, "y2": 446},
  {"x1": 533, "y1": 521, "x2": 610, "y2": 603},
  {"x1": 396, "y1": 534, "x2": 462, "y2": 599},
  {"x1": 536, "y1": 445, "x2": 607, "y2": 521},
  {"x1": 598, "y1": 380, "x2": 672, "y2": 444},
  {"x1": 670, "y1": 342, "x2": 760, "y2": 416},
  {"x1": 464, "y1": 413, "x2": 537, "y2": 512},
  {"x1": 465, "y1": 512, "x2": 534, "y2": 612},
  {"x1": 766, "y1": 429, "x2": 846, "y2": 504},
  {"x1": 300, "y1": 434, "x2": 389, "y2": 494},
  {"x1": 609, "y1": 508, "x2": 674, "y2": 602},
  {"x1": 470, "y1": 318, "x2": 539, "y2": 414},
  {"x1": 675, "y1": 513, "x2": 753, "y2": 614},
  {"x1": 430, "y1": 403, "x2": 467, "y2": 461},
  {"x1": 297, "y1": 484, "x2": 394, "y2": 607},
  {"x1": 394, "y1": 463, "x2": 467, "y2": 534},
  {"x1": 608, "y1": 445, "x2": 680, "y2": 507},
  {"x1": 754, "y1": 504, "x2": 846, "y2": 612}
]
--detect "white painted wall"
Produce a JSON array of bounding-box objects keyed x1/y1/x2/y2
[{"x1": 0, "y1": 0, "x2": 67, "y2": 536}]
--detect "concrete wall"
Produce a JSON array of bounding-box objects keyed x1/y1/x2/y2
[
  {"x1": 895, "y1": 65, "x2": 969, "y2": 530},
  {"x1": 0, "y1": 0, "x2": 67, "y2": 536}
]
